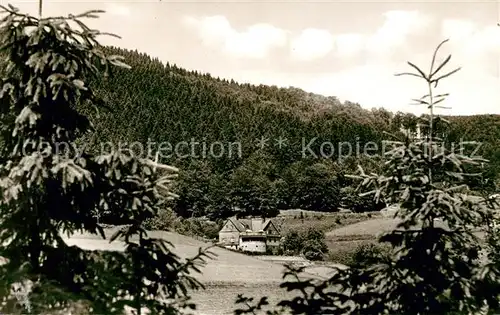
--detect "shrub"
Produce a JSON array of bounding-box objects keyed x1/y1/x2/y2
[
  {"x1": 174, "y1": 218, "x2": 221, "y2": 240},
  {"x1": 282, "y1": 230, "x2": 303, "y2": 254},
  {"x1": 326, "y1": 241, "x2": 390, "y2": 267},
  {"x1": 327, "y1": 245, "x2": 358, "y2": 266},
  {"x1": 200, "y1": 221, "x2": 221, "y2": 240},
  {"x1": 341, "y1": 186, "x2": 386, "y2": 213},
  {"x1": 282, "y1": 228, "x2": 328, "y2": 260},
  {"x1": 349, "y1": 242, "x2": 391, "y2": 267},
  {"x1": 142, "y1": 208, "x2": 176, "y2": 231},
  {"x1": 302, "y1": 240, "x2": 327, "y2": 261}
]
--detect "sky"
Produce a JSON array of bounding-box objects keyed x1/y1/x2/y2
[{"x1": 2, "y1": 0, "x2": 500, "y2": 116}]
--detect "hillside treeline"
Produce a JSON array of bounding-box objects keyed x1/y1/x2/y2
[{"x1": 71, "y1": 47, "x2": 500, "y2": 219}]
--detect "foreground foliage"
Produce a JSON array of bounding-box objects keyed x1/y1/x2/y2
[{"x1": 0, "y1": 5, "x2": 213, "y2": 314}]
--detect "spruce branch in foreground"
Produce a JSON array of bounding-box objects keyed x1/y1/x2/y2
[{"x1": 0, "y1": 5, "x2": 214, "y2": 315}]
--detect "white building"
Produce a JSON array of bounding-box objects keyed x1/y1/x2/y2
[{"x1": 218, "y1": 217, "x2": 282, "y2": 253}]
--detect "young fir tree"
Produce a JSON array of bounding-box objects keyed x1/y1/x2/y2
[
  {"x1": 0, "y1": 5, "x2": 212, "y2": 315},
  {"x1": 234, "y1": 41, "x2": 500, "y2": 315}
]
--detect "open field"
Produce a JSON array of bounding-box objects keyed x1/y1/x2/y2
[
  {"x1": 276, "y1": 210, "x2": 389, "y2": 266},
  {"x1": 324, "y1": 214, "x2": 489, "y2": 265},
  {"x1": 324, "y1": 218, "x2": 391, "y2": 265},
  {"x1": 326, "y1": 216, "x2": 486, "y2": 241},
  {"x1": 277, "y1": 210, "x2": 382, "y2": 234},
  {"x1": 63, "y1": 228, "x2": 343, "y2": 315},
  {"x1": 326, "y1": 217, "x2": 397, "y2": 240},
  {"x1": 62, "y1": 211, "x2": 491, "y2": 313},
  {"x1": 57, "y1": 211, "x2": 380, "y2": 314}
]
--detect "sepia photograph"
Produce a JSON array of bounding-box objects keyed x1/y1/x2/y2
[{"x1": 0, "y1": 0, "x2": 499, "y2": 314}]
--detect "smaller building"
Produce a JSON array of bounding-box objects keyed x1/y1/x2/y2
[
  {"x1": 218, "y1": 216, "x2": 281, "y2": 253},
  {"x1": 238, "y1": 233, "x2": 267, "y2": 253}
]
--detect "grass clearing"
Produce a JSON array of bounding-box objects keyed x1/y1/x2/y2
[
  {"x1": 325, "y1": 217, "x2": 398, "y2": 239},
  {"x1": 63, "y1": 213, "x2": 438, "y2": 313},
  {"x1": 324, "y1": 216, "x2": 490, "y2": 266},
  {"x1": 324, "y1": 215, "x2": 397, "y2": 265},
  {"x1": 63, "y1": 228, "x2": 337, "y2": 315},
  {"x1": 276, "y1": 210, "x2": 388, "y2": 267},
  {"x1": 190, "y1": 283, "x2": 295, "y2": 315},
  {"x1": 277, "y1": 210, "x2": 381, "y2": 234}
]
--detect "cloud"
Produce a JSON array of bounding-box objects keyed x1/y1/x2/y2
[
  {"x1": 184, "y1": 10, "x2": 429, "y2": 62},
  {"x1": 334, "y1": 34, "x2": 365, "y2": 56},
  {"x1": 292, "y1": 10, "x2": 431, "y2": 59},
  {"x1": 441, "y1": 19, "x2": 500, "y2": 57},
  {"x1": 226, "y1": 23, "x2": 288, "y2": 59},
  {"x1": 295, "y1": 53, "x2": 500, "y2": 116},
  {"x1": 435, "y1": 21, "x2": 500, "y2": 115},
  {"x1": 438, "y1": 19, "x2": 500, "y2": 83},
  {"x1": 366, "y1": 10, "x2": 429, "y2": 54},
  {"x1": 182, "y1": 11, "x2": 499, "y2": 116},
  {"x1": 183, "y1": 15, "x2": 287, "y2": 59},
  {"x1": 288, "y1": 10, "x2": 428, "y2": 61},
  {"x1": 290, "y1": 28, "x2": 334, "y2": 61},
  {"x1": 441, "y1": 19, "x2": 476, "y2": 41},
  {"x1": 462, "y1": 26, "x2": 500, "y2": 58},
  {"x1": 183, "y1": 15, "x2": 232, "y2": 46}
]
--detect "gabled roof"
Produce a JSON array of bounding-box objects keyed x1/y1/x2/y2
[
  {"x1": 224, "y1": 217, "x2": 278, "y2": 233},
  {"x1": 226, "y1": 217, "x2": 246, "y2": 232},
  {"x1": 264, "y1": 219, "x2": 280, "y2": 233}
]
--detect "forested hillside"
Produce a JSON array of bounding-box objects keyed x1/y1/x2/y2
[
  {"x1": 85, "y1": 47, "x2": 394, "y2": 160},
  {"x1": 447, "y1": 115, "x2": 500, "y2": 182},
  {"x1": 59, "y1": 47, "x2": 500, "y2": 219}
]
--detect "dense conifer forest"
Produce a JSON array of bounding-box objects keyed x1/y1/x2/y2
[{"x1": 63, "y1": 46, "x2": 500, "y2": 219}]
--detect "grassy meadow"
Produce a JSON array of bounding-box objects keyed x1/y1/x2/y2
[
  {"x1": 64, "y1": 208, "x2": 493, "y2": 314},
  {"x1": 276, "y1": 210, "x2": 385, "y2": 264},
  {"x1": 63, "y1": 227, "x2": 339, "y2": 315},
  {"x1": 277, "y1": 210, "x2": 381, "y2": 233},
  {"x1": 62, "y1": 212, "x2": 386, "y2": 314}
]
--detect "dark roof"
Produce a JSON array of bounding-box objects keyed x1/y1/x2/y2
[
  {"x1": 225, "y1": 217, "x2": 277, "y2": 233},
  {"x1": 226, "y1": 217, "x2": 246, "y2": 232}
]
